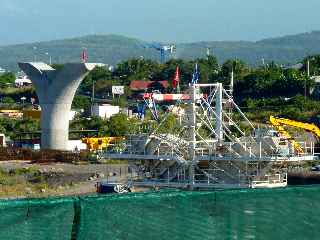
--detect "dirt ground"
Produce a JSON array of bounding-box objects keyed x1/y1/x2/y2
[{"x1": 0, "y1": 161, "x2": 132, "y2": 199}]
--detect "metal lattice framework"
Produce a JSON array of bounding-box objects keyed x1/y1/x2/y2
[{"x1": 102, "y1": 83, "x2": 316, "y2": 189}]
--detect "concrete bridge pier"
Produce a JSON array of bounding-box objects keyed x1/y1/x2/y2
[{"x1": 18, "y1": 62, "x2": 97, "y2": 150}]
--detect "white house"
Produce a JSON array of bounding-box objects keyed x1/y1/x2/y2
[
  {"x1": 15, "y1": 75, "x2": 32, "y2": 87},
  {"x1": 92, "y1": 104, "x2": 120, "y2": 119}
]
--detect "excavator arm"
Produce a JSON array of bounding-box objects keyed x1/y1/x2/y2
[
  {"x1": 269, "y1": 116, "x2": 304, "y2": 154},
  {"x1": 270, "y1": 116, "x2": 320, "y2": 138}
]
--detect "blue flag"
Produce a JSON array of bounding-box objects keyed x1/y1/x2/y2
[{"x1": 191, "y1": 63, "x2": 199, "y2": 84}]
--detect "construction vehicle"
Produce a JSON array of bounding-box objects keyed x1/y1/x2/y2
[
  {"x1": 82, "y1": 137, "x2": 123, "y2": 151},
  {"x1": 269, "y1": 116, "x2": 320, "y2": 154}
]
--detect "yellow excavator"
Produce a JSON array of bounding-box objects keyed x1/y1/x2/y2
[
  {"x1": 82, "y1": 137, "x2": 124, "y2": 151},
  {"x1": 270, "y1": 116, "x2": 320, "y2": 154}
]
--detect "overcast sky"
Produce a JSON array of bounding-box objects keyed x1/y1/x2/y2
[{"x1": 1, "y1": 0, "x2": 320, "y2": 45}]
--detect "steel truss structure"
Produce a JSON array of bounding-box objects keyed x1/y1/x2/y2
[{"x1": 102, "y1": 83, "x2": 317, "y2": 189}]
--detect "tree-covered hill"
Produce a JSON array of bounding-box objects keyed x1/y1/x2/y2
[{"x1": 1, "y1": 31, "x2": 320, "y2": 71}]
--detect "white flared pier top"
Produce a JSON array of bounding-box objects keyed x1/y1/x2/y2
[{"x1": 18, "y1": 62, "x2": 97, "y2": 150}]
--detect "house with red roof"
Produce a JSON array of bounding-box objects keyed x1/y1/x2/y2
[{"x1": 129, "y1": 80, "x2": 169, "y2": 92}]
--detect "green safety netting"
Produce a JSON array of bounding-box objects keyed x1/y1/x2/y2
[
  {"x1": 1, "y1": 186, "x2": 320, "y2": 240},
  {"x1": 0, "y1": 197, "x2": 75, "y2": 240}
]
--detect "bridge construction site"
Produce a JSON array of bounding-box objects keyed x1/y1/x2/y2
[
  {"x1": 94, "y1": 83, "x2": 318, "y2": 189},
  {"x1": 15, "y1": 62, "x2": 320, "y2": 190}
]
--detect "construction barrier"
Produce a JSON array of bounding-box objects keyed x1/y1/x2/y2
[
  {"x1": 0, "y1": 197, "x2": 75, "y2": 240},
  {"x1": 0, "y1": 186, "x2": 320, "y2": 239}
]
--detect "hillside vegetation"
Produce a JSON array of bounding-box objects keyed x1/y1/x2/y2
[
  {"x1": 1, "y1": 31, "x2": 320, "y2": 71},
  {"x1": 1, "y1": 52, "x2": 320, "y2": 137}
]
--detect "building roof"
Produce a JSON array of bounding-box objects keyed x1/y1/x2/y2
[{"x1": 129, "y1": 80, "x2": 169, "y2": 91}]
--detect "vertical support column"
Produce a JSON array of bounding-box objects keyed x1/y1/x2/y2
[
  {"x1": 188, "y1": 84, "x2": 197, "y2": 188},
  {"x1": 230, "y1": 69, "x2": 234, "y2": 95},
  {"x1": 259, "y1": 142, "x2": 262, "y2": 159},
  {"x1": 216, "y1": 83, "x2": 223, "y2": 141},
  {"x1": 18, "y1": 62, "x2": 96, "y2": 150},
  {"x1": 41, "y1": 103, "x2": 72, "y2": 150}
]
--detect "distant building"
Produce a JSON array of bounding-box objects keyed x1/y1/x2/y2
[
  {"x1": 310, "y1": 76, "x2": 320, "y2": 99},
  {"x1": 67, "y1": 140, "x2": 87, "y2": 152},
  {"x1": 91, "y1": 104, "x2": 120, "y2": 119},
  {"x1": 94, "y1": 63, "x2": 107, "y2": 68},
  {"x1": 69, "y1": 110, "x2": 79, "y2": 121},
  {"x1": 92, "y1": 63, "x2": 114, "y2": 72},
  {"x1": 15, "y1": 75, "x2": 32, "y2": 87},
  {"x1": 0, "y1": 67, "x2": 5, "y2": 75},
  {"x1": 129, "y1": 80, "x2": 169, "y2": 92},
  {"x1": 311, "y1": 76, "x2": 320, "y2": 83},
  {"x1": 16, "y1": 139, "x2": 86, "y2": 151},
  {"x1": 283, "y1": 63, "x2": 304, "y2": 70}
]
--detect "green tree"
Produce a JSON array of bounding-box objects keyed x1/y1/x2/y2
[
  {"x1": 115, "y1": 58, "x2": 162, "y2": 84},
  {"x1": 2, "y1": 96, "x2": 15, "y2": 104},
  {"x1": 0, "y1": 117, "x2": 15, "y2": 136},
  {"x1": 197, "y1": 56, "x2": 220, "y2": 84},
  {"x1": 157, "y1": 114, "x2": 178, "y2": 134},
  {"x1": 108, "y1": 114, "x2": 130, "y2": 136},
  {"x1": 159, "y1": 59, "x2": 195, "y2": 89},
  {"x1": 70, "y1": 116, "x2": 109, "y2": 136},
  {"x1": 0, "y1": 72, "x2": 15, "y2": 87},
  {"x1": 72, "y1": 95, "x2": 91, "y2": 110},
  {"x1": 233, "y1": 64, "x2": 314, "y2": 102},
  {"x1": 12, "y1": 118, "x2": 40, "y2": 139},
  {"x1": 79, "y1": 66, "x2": 112, "y2": 95}
]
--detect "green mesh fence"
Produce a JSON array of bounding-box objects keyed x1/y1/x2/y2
[
  {"x1": 1, "y1": 186, "x2": 320, "y2": 239},
  {"x1": 0, "y1": 197, "x2": 75, "y2": 240}
]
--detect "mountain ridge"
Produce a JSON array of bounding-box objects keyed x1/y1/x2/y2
[{"x1": 1, "y1": 31, "x2": 320, "y2": 71}]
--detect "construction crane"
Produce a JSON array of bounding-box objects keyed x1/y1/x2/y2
[
  {"x1": 269, "y1": 116, "x2": 320, "y2": 154},
  {"x1": 143, "y1": 43, "x2": 176, "y2": 63}
]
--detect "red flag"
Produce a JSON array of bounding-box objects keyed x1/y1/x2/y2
[
  {"x1": 173, "y1": 66, "x2": 180, "y2": 88},
  {"x1": 81, "y1": 49, "x2": 88, "y2": 63}
]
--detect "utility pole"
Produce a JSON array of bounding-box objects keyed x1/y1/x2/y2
[
  {"x1": 206, "y1": 48, "x2": 210, "y2": 60},
  {"x1": 45, "y1": 52, "x2": 52, "y2": 65},
  {"x1": 91, "y1": 80, "x2": 95, "y2": 115},
  {"x1": 306, "y1": 60, "x2": 310, "y2": 100},
  {"x1": 230, "y1": 68, "x2": 234, "y2": 96}
]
